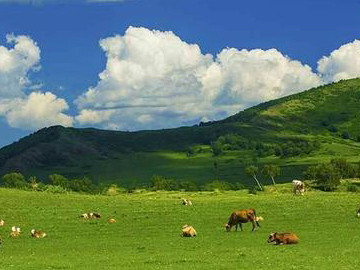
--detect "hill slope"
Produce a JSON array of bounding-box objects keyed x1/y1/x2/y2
[{"x1": 0, "y1": 78, "x2": 359, "y2": 185}]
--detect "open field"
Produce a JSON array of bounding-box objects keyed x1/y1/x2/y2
[{"x1": 1, "y1": 186, "x2": 360, "y2": 269}]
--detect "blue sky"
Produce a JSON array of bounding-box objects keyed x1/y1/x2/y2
[{"x1": 0, "y1": 0, "x2": 359, "y2": 147}]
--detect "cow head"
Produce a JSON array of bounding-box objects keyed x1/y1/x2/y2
[
  {"x1": 224, "y1": 223, "x2": 231, "y2": 232},
  {"x1": 267, "y1": 233, "x2": 277, "y2": 243}
]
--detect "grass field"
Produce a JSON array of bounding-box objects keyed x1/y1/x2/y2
[{"x1": 1, "y1": 186, "x2": 360, "y2": 269}]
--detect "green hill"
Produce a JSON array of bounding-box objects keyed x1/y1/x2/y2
[{"x1": 0, "y1": 78, "x2": 359, "y2": 186}]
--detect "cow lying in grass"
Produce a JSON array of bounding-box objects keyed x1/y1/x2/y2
[
  {"x1": 0, "y1": 219, "x2": 4, "y2": 226},
  {"x1": 225, "y1": 209, "x2": 262, "y2": 232},
  {"x1": 80, "y1": 212, "x2": 101, "y2": 219},
  {"x1": 108, "y1": 218, "x2": 117, "y2": 223},
  {"x1": 292, "y1": 180, "x2": 305, "y2": 195},
  {"x1": 10, "y1": 226, "x2": 20, "y2": 238},
  {"x1": 181, "y1": 225, "x2": 197, "y2": 237},
  {"x1": 181, "y1": 199, "x2": 192, "y2": 206},
  {"x1": 31, "y1": 229, "x2": 47, "y2": 239},
  {"x1": 267, "y1": 232, "x2": 299, "y2": 245}
]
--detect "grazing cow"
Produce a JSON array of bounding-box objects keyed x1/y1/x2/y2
[
  {"x1": 31, "y1": 229, "x2": 47, "y2": 239},
  {"x1": 108, "y1": 218, "x2": 117, "y2": 223},
  {"x1": 181, "y1": 225, "x2": 197, "y2": 237},
  {"x1": 80, "y1": 212, "x2": 101, "y2": 219},
  {"x1": 292, "y1": 180, "x2": 305, "y2": 195},
  {"x1": 181, "y1": 199, "x2": 192, "y2": 206},
  {"x1": 267, "y1": 232, "x2": 299, "y2": 245},
  {"x1": 10, "y1": 226, "x2": 20, "y2": 238},
  {"x1": 225, "y1": 209, "x2": 261, "y2": 232},
  {"x1": 0, "y1": 219, "x2": 4, "y2": 226}
]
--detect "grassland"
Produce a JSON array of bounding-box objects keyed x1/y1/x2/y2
[{"x1": 1, "y1": 186, "x2": 360, "y2": 269}]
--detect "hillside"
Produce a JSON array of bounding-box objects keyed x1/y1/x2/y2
[{"x1": 0, "y1": 78, "x2": 359, "y2": 186}]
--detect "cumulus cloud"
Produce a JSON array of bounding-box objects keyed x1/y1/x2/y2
[
  {"x1": 0, "y1": 34, "x2": 40, "y2": 98},
  {"x1": 75, "y1": 26, "x2": 323, "y2": 130},
  {"x1": 2, "y1": 92, "x2": 73, "y2": 129},
  {"x1": 0, "y1": 34, "x2": 73, "y2": 130},
  {"x1": 317, "y1": 39, "x2": 360, "y2": 83}
]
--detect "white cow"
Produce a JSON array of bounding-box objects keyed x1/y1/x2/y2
[{"x1": 292, "y1": 180, "x2": 305, "y2": 195}]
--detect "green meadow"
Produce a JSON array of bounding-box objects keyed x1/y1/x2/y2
[{"x1": 1, "y1": 186, "x2": 360, "y2": 269}]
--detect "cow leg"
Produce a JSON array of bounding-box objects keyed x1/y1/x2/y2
[
  {"x1": 239, "y1": 223, "x2": 243, "y2": 231},
  {"x1": 256, "y1": 221, "x2": 261, "y2": 228},
  {"x1": 251, "y1": 221, "x2": 256, "y2": 231},
  {"x1": 235, "y1": 224, "x2": 238, "y2": 231}
]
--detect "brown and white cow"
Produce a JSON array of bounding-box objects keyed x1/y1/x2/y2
[
  {"x1": 10, "y1": 226, "x2": 20, "y2": 238},
  {"x1": 225, "y1": 209, "x2": 261, "y2": 232},
  {"x1": 267, "y1": 232, "x2": 299, "y2": 245},
  {"x1": 292, "y1": 180, "x2": 305, "y2": 195},
  {"x1": 31, "y1": 229, "x2": 47, "y2": 239},
  {"x1": 181, "y1": 199, "x2": 192, "y2": 206},
  {"x1": 181, "y1": 225, "x2": 197, "y2": 237}
]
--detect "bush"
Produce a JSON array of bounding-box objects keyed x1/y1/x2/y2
[
  {"x1": 179, "y1": 181, "x2": 198, "y2": 191},
  {"x1": 342, "y1": 131, "x2": 350, "y2": 139},
  {"x1": 150, "y1": 175, "x2": 178, "y2": 191},
  {"x1": 204, "y1": 180, "x2": 231, "y2": 191},
  {"x1": 313, "y1": 163, "x2": 341, "y2": 191},
  {"x1": 104, "y1": 184, "x2": 127, "y2": 195},
  {"x1": 1, "y1": 172, "x2": 28, "y2": 189},
  {"x1": 43, "y1": 185, "x2": 68, "y2": 194},
  {"x1": 248, "y1": 186, "x2": 258, "y2": 195},
  {"x1": 346, "y1": 184, "x2": 359, "y2": 193},
  {"x1": 328, "y1": 125, "x2": 338, "y2": 132}
]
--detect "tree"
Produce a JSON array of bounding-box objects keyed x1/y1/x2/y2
[
  {"x1": 49, "y1": 174, "x2": 68, "y2": 188},
  {"x1": 245, "y1": 165, "x2": 263, "y2": 190},
  {"x1": 313, "y1": 163, "x2": 341, "y2": 191},
  {"x1": 262, "y1": 164, "x2": 280, "y2": 185},
  {"x1": 2, "y1": 172, "x2": 27, "y2": 189}
]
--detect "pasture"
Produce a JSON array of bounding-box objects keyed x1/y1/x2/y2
[{"x1": 0, "y1": 187, "x2": 360, "y2": 269}]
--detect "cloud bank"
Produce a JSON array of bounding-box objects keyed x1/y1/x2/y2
[
  {"x1": 75, "y1": 27, "x2": 324, "y2": 130},
  {"x1": 1, "y1": 27, "x2": 360, "y2": 132},
  {"x1": 0, "y1": 34, "x2": 73, "y2": 130}
]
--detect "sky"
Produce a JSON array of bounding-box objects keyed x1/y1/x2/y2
[{"x1": 0, "y1": 0, "x2": 359, "y2": 147}]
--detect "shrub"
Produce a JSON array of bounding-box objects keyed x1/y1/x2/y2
[
  {"x1": 204, "y1": 180, "x2": 231, "y2": 191},
  {"x1": 248, "y1": 186, "x2": 258, "y2": 195},
  {"x1": 1, "y1": 172, "x2": 28, "y2": 189},
  {"x1": 346, "y1": 184, "x2": 359, "y2": 193},
  {"x1": 328, "y1": 125, "x2": 338, "y2": 133},
  {"x1": 313, "y1": 163, "x2": 341, "y2": 191},
  {"x1": 104, "y1": 184, "x2": 127, "y2": 195},
  {"x1": 179, "y1": 181, "x2": 198, "y2": 191},
  {"x1": 342, "y1": 131, "x2": 350, "y2": 139},
  {"x1": 43, "y1": 185, "x2": 68, "y2": 194},
  {"x1": 150, "y1": 175, "x2": 178, "y2": 191}
]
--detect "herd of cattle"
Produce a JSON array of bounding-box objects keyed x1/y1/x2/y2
[
  {"x1": 0, "y1": 179, "x2": 356, "y2": 247},
  {"x1": 181, "y1": 180, "x2": 307, "y2": 245}
]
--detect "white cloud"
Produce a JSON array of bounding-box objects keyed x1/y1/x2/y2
[
  {"x1": 75, "y1": 26, "x2": 323, "y2": 130},
  {"x1": 317, "y1": 39, "x2": 360, "y2": 83},
  {"x1": 2, "y1": 92, "x2": 73, "y2": 130},
  {"x1": 0, "y1": 34, "x2": 40, "y2": 99},
  {"x1": 0, "y1": 34, "x2": 73, "y2": 130}
]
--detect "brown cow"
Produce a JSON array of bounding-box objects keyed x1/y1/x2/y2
[
  {"x1": 267, "y1": 232, "x2": 299, "y2": 245},
  {"x1": 225, "y1": 209, "x2": 261, "y2": 232}
]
